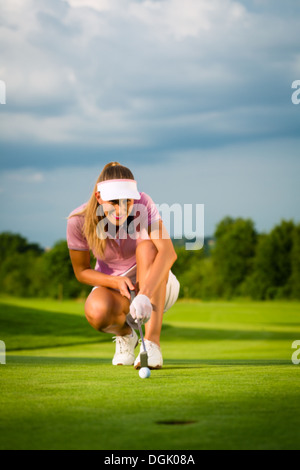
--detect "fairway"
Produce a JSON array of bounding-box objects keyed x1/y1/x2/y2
[{"x1": 0, "y1": 296, "x2": 300, "y2": 450}]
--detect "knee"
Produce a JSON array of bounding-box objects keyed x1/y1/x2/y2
[{"x1": 85, "y1": 295, "x2": 113, "y2": 331}]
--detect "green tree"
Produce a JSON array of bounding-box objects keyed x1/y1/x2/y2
[
  {"x1": 288, "y1": 224, "x2": 300, "y2": 299},
  {"x1": 0, "y1": 232, "x2": 43, "y2": 258},
  {"x1": 172, "y1": 246, "x2": 215, "y2": 299},
  {"x1": 42, "y1": 240, "x2": 89, "y2": 300},
  {"x1": 0, "y1": 233, "x2": 44, "y2": 297},
  {"x1": 172, "y1": 246, "x2": 198, "y2": 297},
  {"x1": 212, "y1": 217, "x2": 257, "y2": 298},
  {"x1": 178, "y1": 256, "x2": 220, "y2": 300},
  {"x1": 244, "y1": 220, "x2": 295, "y2": 299}
]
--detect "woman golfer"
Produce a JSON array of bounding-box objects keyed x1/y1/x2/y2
[{"x1": 67, "y1": 162, "x2": 180, "y2": 369}]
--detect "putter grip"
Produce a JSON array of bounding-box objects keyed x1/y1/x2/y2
[{"x1": 140, "y1": 351, "x2": 148, "y2": 368}]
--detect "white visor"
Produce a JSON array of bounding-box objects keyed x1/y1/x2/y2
[{"x1": 97, "y1": 179, "x2": 141, "y2": 201}]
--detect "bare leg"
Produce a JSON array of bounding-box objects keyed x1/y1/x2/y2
[
  {"x1": 85, "y1": 286, "x2": 132, "y2": 336},
  {"x1": 136, "y1": 240, "x2": 168, "y2": 346}
]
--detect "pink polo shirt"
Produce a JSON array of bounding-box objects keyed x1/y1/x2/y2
[{"x1": 66, "y1": 192, "x2": 161, "y2": 276}]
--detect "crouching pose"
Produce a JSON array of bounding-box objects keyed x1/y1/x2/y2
[{"x1": 67, "y1": 162, "x2": 180, "y2": 369}]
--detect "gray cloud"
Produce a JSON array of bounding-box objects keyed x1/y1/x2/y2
[
  {"x1": 1, "y1": 138, "x2": 299, "y2": 247},
  {"x1": 0, "y1": 0, "x2": 299, "y2": 170},
  {"x1": 0, "y1": 0, "x2": 300, "y2": 246}
]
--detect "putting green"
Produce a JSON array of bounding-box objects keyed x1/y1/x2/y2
[{"x1": 0, "y1": 296, "x2": 299, "y2": 450}]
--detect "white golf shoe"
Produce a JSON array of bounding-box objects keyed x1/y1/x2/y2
[
  {"x1": 112, "y1": 329, "x2": 138, "y2": 366},
  {"x1": 134, "y1": 340, "x2": 163, "y2": 370}
]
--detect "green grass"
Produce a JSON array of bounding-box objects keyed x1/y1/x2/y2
[{"x1": 0, "y1": 296, "x2": 300, "y2": 450}]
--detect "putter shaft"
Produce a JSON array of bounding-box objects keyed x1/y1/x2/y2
[{"x1": 137, "y1": 320, "x2": 148, "y2": 368}]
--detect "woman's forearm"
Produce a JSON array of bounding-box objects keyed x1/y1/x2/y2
[{"x1": 76, "y1": 268, "x2": 119, "y2": 290}]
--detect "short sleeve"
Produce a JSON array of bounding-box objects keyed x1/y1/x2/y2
[
  {"x1": 67, "y1": 214, "x2": 89, "y2": 251},
  {"x1": 139, "y1": 192, "x2": 161, "y2": 226},
  {"x1": 129, "y1": 192, "x2": 161, "y2": 241}
]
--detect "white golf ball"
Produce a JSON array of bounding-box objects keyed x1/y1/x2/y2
[{"x1": 139, "y1": 367, "x2": 151, "y2": 379}]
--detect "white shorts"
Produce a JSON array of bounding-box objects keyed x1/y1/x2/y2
[{"x1": 92, "y1": 264, "x2": 180, "y2": 313}]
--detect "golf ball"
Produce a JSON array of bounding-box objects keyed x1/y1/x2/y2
[{"x1": 139, "y1": 367, "x2": 151, "y2": 379}]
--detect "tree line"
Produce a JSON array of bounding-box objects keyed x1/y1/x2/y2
[{"x1": 0, "y1": 217, "x2": 299, "y2": 301}]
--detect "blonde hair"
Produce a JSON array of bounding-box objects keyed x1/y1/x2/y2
[{"x1": 70, "y1": 162, "x2": 135, "y2": 258}]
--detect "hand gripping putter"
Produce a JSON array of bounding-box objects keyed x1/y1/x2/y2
[{"x1": 137, "y1": 320, "x2": 148, "y2": 368}]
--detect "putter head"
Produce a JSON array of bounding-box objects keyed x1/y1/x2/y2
[{"x1": 140, "y1": 351, "x2": 148, "y2": 368}]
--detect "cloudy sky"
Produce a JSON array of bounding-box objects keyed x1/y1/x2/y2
[{"x1": 0, "y1": 0, "x2": 299, "y2": 247}]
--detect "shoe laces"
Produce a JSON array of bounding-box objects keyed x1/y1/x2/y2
[
  {"x1": 113, "y1": 335, "x2": 132, "y2": 354},
  {"x1": 139, "y1": 339, "x2": 160, "y2": 353}
]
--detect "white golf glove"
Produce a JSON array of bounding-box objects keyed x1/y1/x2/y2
[{"x1": 129, "y1": 294, "x2": 152, "y2": 324}]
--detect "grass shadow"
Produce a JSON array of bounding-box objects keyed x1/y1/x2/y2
[
  {"x1": 6, "y1": 355, "x2": 112, "y2": 365},
  {"x1": 1, "y1": 299, "x2": 298, "y2": 355},
  {"x1": 5, "y1": 356, "x2": 290, "y2": 368},
  {"x1": 0, "y1": 302, "x2": 108, "y2": 351},
  {"x1": 161, "y1": 323, "x2": 299, "y2": 342},
  {"x1": 164, "y1": 358, "x2": 290, "y2": 367}
]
